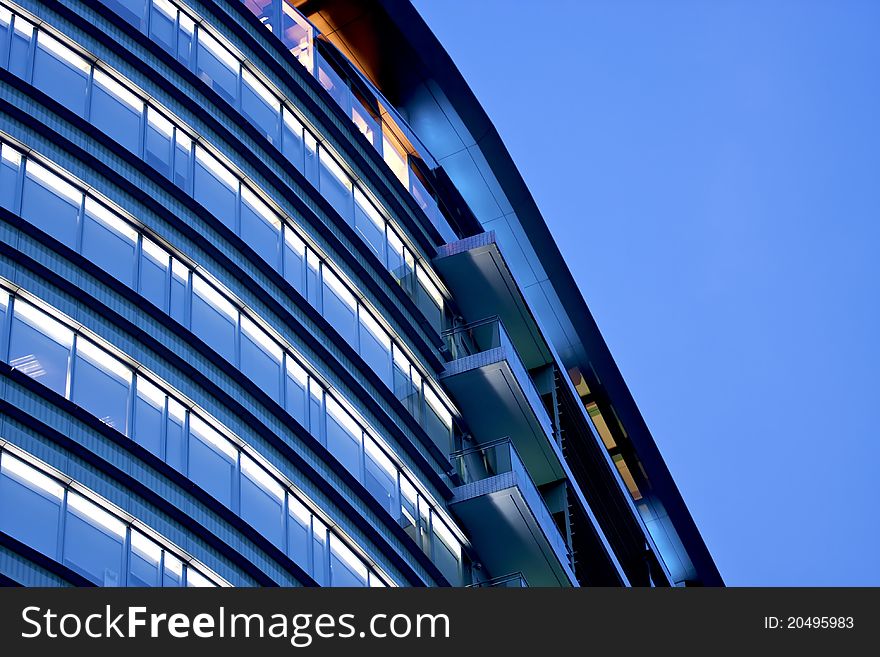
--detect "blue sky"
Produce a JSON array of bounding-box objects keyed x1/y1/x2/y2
[{"x1": 413, "y1": 0, "x2": 880, "y2": 585}]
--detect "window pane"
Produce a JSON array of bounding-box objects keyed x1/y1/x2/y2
[
  {"x1": 195, "y1": 30, "x2": 238, "y2": 106},
  {"x1": 321, "y1": 268, "x2": 357, "y2": 348},
  {"x1": 9, "y1": 301, "x2": 73, "y2": 396},
  {"x1": 139, "y1": 237, "x2": 169, "y2": 310},
  {"x1": 316, "y1": 57, "x2": 350, "y2": 114},
  {"x1": 177, "y1": 14, "x2": 194, "y2": 68},
  {"x1": 81, "y1": 198, "x2": 137, "y2": 286},
  {"x1": 188, "y1": 416, "x2": 235, "y2": 508},
  {"x1": 8, "y1": 17, "x2": 32, "y2": 80},
  {"x1": 284, "y1": 357, "x2": 308, "y2": 427},
  {"x1": 170, "y1": 258, "x2": 188, "y2": 324},
  {"x1": 105, "y1": 0, "x2": 147, "y2": 30},
  {"x1": 287, "y1": 494, "x2": 310, "y2": 571},
  {"x1": 392, "y1": 348, "x2": 419, "y2": 422},
  {"x1": 63, "y1": 492, "x2": 125, "y2": 586},
  {"x1": 354, "y1": 189, "x2": 385, "y2": 261},
  {"x1": 241, "y1": 316, "x2": 282, "y2": 403},
  {"x1": 90, "y1": 70, "x2": 143, "y2": 153},
  {"x1": 358, "y1": 310, "x2": 392, "y2": 387},
  {"x1": 329, "y1": 535, "x2": 367, "y2": 587},
  {"x1": 0, "y1": 453, "x2": 63, "y2": 558},
  {"x1": 325, "y1": 397, "x2": 361, "y2": 478},
  {"x1": 240, "y1": 456, "x2": 284, "y2": 549},
  {"x1": 163, "y1": 552, "x2": 183, "y2": 587},
  {"x1": 364, "y1": 436, "x2": 396, "y2": 517},
  {"x1": 133, "y1": 375, "x2": 164, "y2": 457},
  {"x1": 191, "y1": 276, "x2": 237, "y2": 363},
  {"x1": 0, "y1": 144, "x2": 21, "y2": 212},
  {"x1": 318, "y1": 150, "x2": 353, "y2": 223},
  {"x1": 424, "y1": 386, "x2": 452, "y2": 454},
  {"x1": 149, "y1": 0, "x2": 176, "y2": 53},
  {"x1": 282, "y1": 228, "x2": 305, "y2": 294},
  {"x1": 128, "y1": 530, "x2": 162, "y2": 587},
  {"x1": 145, "y1": 108, "x2": 174, "y2": 178},
  {"x1": 21, "y1": 160, "x2": 81, "y2": 248},
  {"x1": 281, "y1": 3, "x2": 313, "y2": 72},
  {"x1": 71, "y1": 339, "x2": 132, "y2": 433},
  {"x1": 311, "y1": 519, "x2": 328, "y2": 585},
  {"x1": 416, "y1": 266, "x2": 444, "y2": 333},
  {"x1": 242, "y1": 69, "x2": 279, "y2": 144},
  {"x1": 281, "y1": 109, "x2": 304, "y2": 171},
  {"x1": 165, "y1": 400, "x2": 186, "y2": 473},
  {"x1": 240, "y1": 186, "x2": 280, "y2": 268},
  {"x1": 432, "y1": 516, "x2": 461, "y2": 585},
  {"x1": 173, "y1": 131, "x2": 192, "y2": 191},
  {"x1": 32, "y1": 32, "x2": 89, "y2": 117},
  {"x1": 194, "y1": 147, "x2": 237, "y2": 231}
]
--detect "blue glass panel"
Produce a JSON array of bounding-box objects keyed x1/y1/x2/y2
[
  {"x1": 322, "y1": 272, "x2": 357, "y2": 348},
  {"x1": 133, "y1": 379, "x2": 164, "y2": 457},
  {"x1": 282, "y1": 230, "x2": 305, "y2": 294},
  {"x1": 32, "y1": 34, "x2": 89, "y2": 117},
  {"x1": 165, "y1": 404, "x2": 186, "y2": 472},
  {"x1": 0, "y1": 455, "x2": 62, "y2": 558},
  {"x1": 359, "y1": 314, "x2": 392, "y2": 387},
  {"x1": 145, "y1": 110, "x2": 173, "y2": 178},
  {"x1": 330, "y1": 538, "x2": 367, "y2": 587},
  {"x1": 284, "y1": 360, "x2": 308, "y2": 428},
  {"x1": 242, "y1": 73, "x2": 279, "y2": 144},
  {"x1": 8, "y1": 304, "x2": 72, "y2": 396},
  {"x1": 325, "y1": 401, "x2": 361, "y2": 478},
  {"x1": 81, "y1": 202, "x2": 136, "y2": 286},
  {"x1": 173, "y1": 134, "x2": 192, "y2": 191},
  {"x1": 139, "y1": 241, "x2": 169, "y2": 311},
  {"x1": 71, "y1": 344, "x2": 131, "y2": 434},
  {"x1": 8, "y1": 18, "x2": 32, "y2": 80},
  {"x1": 241, "y1": 321, "x2": 282, "y2": 403},
  {"x1": 128, "y1": 531, "x2": 161, "y2": 587},
  {"x1": 177, "y1": 18, "x2": 194, "y2": 68},
  {"x1": 354, "y1": 193, "x2": 386, "y2": 261},
  {"x1": 169, "y1": 263, "x2": 188, "y2": 325},
  {"x1": 318, "y1": 151, "x2": 353, "y2": 223},
  {"x1": 0, "y1": 149, "x2": 19, "y2": 212},
  {"x1": 148, "y1": 1, "x2": 176, "y2": 53},
  {"x1": 21, "y1": 164, "x2": 80, "y2": 248},
  {"x1": 281, "y1": 111, "x2": 304, "y2": 171},
  {"x1": 194, "y1": 150, "x2": 237, "y2": 231},
  {"x1": 90, "y1": 73, "x2": 142, "y2": 154},
  {"x1": 240, "y1": 460, "x2": 284, "y2": 549},
  {"x1": 240, "y1": 191, "x2": 280, "y2": 268},
  {"x1": 287, "y1": 497, "x2": 310, "y2": 572},
  {"x1": 311, "y1": 523, "x2": 328, "y2": 585},
  {"x1": 195, "y1": 31, "x2": 238, "y2": 106},
  {"x1": 191, "y1": 279, "x2": 237, "y2": 363},
  {"x1": 63, "y1": 495, "x2": 125, "y2": 586},
  {"x1": 364, "y1": 440, "x2": 397, "y2": 517},
  {"x1": 188, "y1": 420, "x2": 235, "y2": 508},
  {"x1": 0, "y1": 14, "x2": 11, "y2": 66}
]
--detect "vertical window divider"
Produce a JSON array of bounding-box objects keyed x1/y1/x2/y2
[
  {"x1": 66, "y1": 331, "x2": 78, "y2": 401},
  {"x1": 121, "y1": 524, "x2": 132, "y2": 587},
  {"x1": 56, "y1": 486, "x2": 68, "y2": 564}
]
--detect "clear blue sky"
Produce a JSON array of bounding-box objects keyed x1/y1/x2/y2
[{"x1": 413, "y1": 0, "x2": 880, "y2": 585}]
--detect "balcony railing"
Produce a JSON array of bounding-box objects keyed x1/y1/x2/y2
[
  {"x1": 450, "y1": 438, "x2": 572, "y2": 571},
  {"x1": 443, "y1": 316, "x2": 555, "y2": 440},
  {"x1": 469, "y1": 572, "x2": 529, "y2": 588}
]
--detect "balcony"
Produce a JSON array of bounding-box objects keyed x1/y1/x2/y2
[
  {"x1": 441, "y1": 317, "x2": 564, "y2": 486},
  {"x1": 450, "y1": 439, "x2": 576, "y2": 587}
]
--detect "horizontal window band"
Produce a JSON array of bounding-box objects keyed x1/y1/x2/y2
[{"x1": 0, "y1": 241, "x2": 453, "y2": 586}]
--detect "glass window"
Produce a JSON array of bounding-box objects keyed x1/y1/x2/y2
[
  {"x1": 316, "y1": 58, "x2": 350, "y2": 114},
  {"x1": 415, "y1": 265, "x2": 444, "y2": 333},
  {"x1": 281, "y1": 2, "x2": 313, "y2": 72},
  {"x1": 81, "y1": 198, "x2": 137, "y2": 286},
  {"x1": 191, "y1": 275, "x2": 237, "y2": 363},
  {"x1": 194, "y1": 146, "x2": 237, "y2": 231},
  {"x1": 305, "y1": 248, "x2": 320, "y2": 308},
  {"x1": 0, "y1": 144, "x2": 21, "y2": 212},
  {"x1": 387, "y1": 229, "x2": 411, "y2": 287},
  {"x1": 303, "y1": 131, "x2": 319, "y2": 187},
  {"x1": 32, "y1": 32, "x2": 90, "y2": 117},
  {"x1": 282, "y1": 228, "x2": 305, "y2": 295},
  {"x1": 139, "y1": 237, "x2": 170, "y2": 311},
  {"x1": 351, "y1": 104, "x2": 380, "y2": 152},
  {"x1": 329, "y1": 535, "x2": 367, "y2": 587},
  {"x1": 145, "y1": 108, "x2": 174, "y2": 178},
  {"x1": 188, "y1": 416, "x2": 236, "y2": 508},
  {"x1": 173, "y1": 130, "x2": 192, "y2": 191},
  {"x1": 149, "y1": 0, "x2": 177, "y2": 54},
  {"x1": 382, "y1": 132, "x2": 409, "y2": 189},
  {"x1": 240, "y1": 456, "x2": 284, "y2": 549},
  {"x1": 392, "y1": 347, "x2": 420, "y2": 422},
  {"x1": 177, "y1": 13, "x2": 194, "y2": 68},
  {"x1": 8, "y1": 17, "x2": 33, "y2": 80},
  {"x1": 0, "y1": 453, "x2": 63, "y2": 558},
  {"x1": 128, "y1": 529, "x2": 162, "y2": 587},
  {"x1": 133, "y1": 375, "x2": 165, "y2": 457},
  {"x1": 63, "y1": 492, "x2": 125, "y2": 586},
  {"x1": 165, "y1": 399, "x2": 186, "y2": 473},
  {"x1": 325, "y1": 397, "x2": 362, "y2": 479},
  {"x1": 311, "y1": 518, "x2": 328, "y2": 585},
  {"x1": 163, "y1": 552, "x2": 183, "y2": 587},
  {"x1": 21, "y1": 160, "x2": 82, "y2": 249},
  {"x1": 105, "y1": 0, "x2": 147, "y2": 30},
  {"x1": 186, "y1": 568, "x2": 216, "y2": 587},
  {"x1": 287, "y1": 494, "x2": 310, "y2": 571},
  {"x1": 240, "y1": 316, "x2": 282, "y2": 403},
  {"x1": 71, "y1": 339, "x2": 132, "y2": 434},
  {"x1": 284, "y1": 357, "x2": 308, "y2": 427},
  {"x1": 242, "y1": 69, "x2": 280, "y2": 144},
  {"x1": 431, "y1": 516, "x2": 461, "y2": 585},
  {"x1": 321, "y1": 267, "x2": 357, "y2": 348},
  {"x1": 9, "y1": 301, "x2": 73, "y2": 396},
  {"x1": 364, "y1": 436, "x2": 397, "y2": 517},
  {"x1": 358, "y1": 310, "x2": 392, "y2": 387},
  {"x1": 424, "y1": 385, "x2": 453, "y2": 454},
  {"x1": 169, "y1": 258, "x2": 188, "y2": 325},
  {"x1": 240, "y1": 186, "x2": 281, "y2": 268},
  {"x1": 195, "y1": 29, "x2": 239, "y2": 106},
  {"x1": 281, "y1": 109, "x2": 304, "y2": 171},
  {"x1": 90, "y1": 70, "x2": 143, "y2": 153},
  {"x1": 318, "y1": 150, "x2": 353, "y2": 224},
  {"x1": 354, "y1": 189, "x2": 386, "y2": 261},
  {"x1": 399, "y1": 476, "x2": 419, "y2": 546}
]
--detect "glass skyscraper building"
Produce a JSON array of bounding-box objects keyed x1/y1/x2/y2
[{"x1": 0, "y1": 0, "x2": 721, "y2": 587}]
